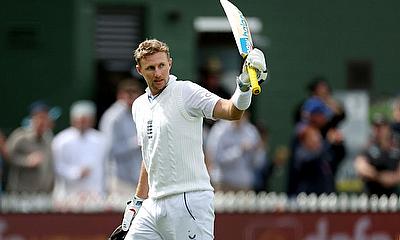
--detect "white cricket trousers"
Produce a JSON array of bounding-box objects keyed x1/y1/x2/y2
[{"x1": 125, "y1": 190, "x2": 215, "y2": 240}]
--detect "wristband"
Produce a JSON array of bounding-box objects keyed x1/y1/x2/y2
[
  {"x1": 231, "y1": 84, "x2": 252, "y2": 110},
  {"x1": 237, "y1": 75, "x2": 251, "y2": 92}
]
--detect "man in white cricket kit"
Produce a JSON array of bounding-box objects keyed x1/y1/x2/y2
[{"x1": 120, "y1": 39, "x2": 267, "y2": 240}]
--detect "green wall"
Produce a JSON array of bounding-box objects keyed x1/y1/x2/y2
[
  {"x1": 0, "y1": 1, "x2": 73, "y2": 133},
  {"x1": 1, "y1": 0, "x2": 400, "y2": 151}
]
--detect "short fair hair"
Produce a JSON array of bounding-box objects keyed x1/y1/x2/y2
[{"x1": 133, "y1": 39, "x2": 170, "y2": 65}]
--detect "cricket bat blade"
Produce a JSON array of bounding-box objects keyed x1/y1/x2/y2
[{"x1": 220, "y1": 0, "x2": 261, "y2": 95}]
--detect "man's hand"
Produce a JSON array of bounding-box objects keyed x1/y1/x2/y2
[
  {"x1": 80, "y1": 166, "x2": 91, "y2": 179},
  {"x1": 238, "y1": 48, "x2": 268, "y2": 91},
  {"x1": 354, "y1": 156, "x2": 378, "y2": 180},
  {"x1": 121, "y1": 196, "x2": 144, "y2": 231},
  {"x1": 26, "y1": 151, "x2": 44, "y2": 167}
]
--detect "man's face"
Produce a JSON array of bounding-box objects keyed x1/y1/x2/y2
[
  {"x1": 136, "y1": 52, "x2": 172, "y2": 95},
  {"x1": 314, "y1": 82, "x2": 330, "y2": 98},
  {"x1": 31, "y1": 111, "x2": 52, "y2": 135},
  {"x1": 72, "y1": 115, "x2": 94, "y2": 132},
  {"x1": 309, "y1": 112, "x2": 328, "y2": 129},
  {"x1": 303, "y1": 127, "x2": 322, "y2": 152},
  {"x1": 119, "y1": 88, "x2": 142, "y2": 106}
]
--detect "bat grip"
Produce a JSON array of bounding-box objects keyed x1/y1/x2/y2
[{"x1": 247, "y1": 66, "x2": 261, "y2": 95}]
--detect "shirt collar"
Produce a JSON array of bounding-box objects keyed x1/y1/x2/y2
[{"x1": 146, "y1": 75, "x2": 177, "y2": 102}]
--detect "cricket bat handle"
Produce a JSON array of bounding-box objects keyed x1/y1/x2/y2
[{"x1": 247, "y1": 66, "x2": 261, "y2": 95}]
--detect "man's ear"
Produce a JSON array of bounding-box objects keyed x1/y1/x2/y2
[
  {"x1": 136, "y1": 64, "x2": 142, "y2": 76},
  {"x1": 169, "y1": 58, "x2": 173, "y2": 70}
]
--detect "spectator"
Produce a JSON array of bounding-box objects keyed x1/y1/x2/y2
[
  {"x1": 289, "y1": 77, "x2": 347, "y2": 196},
  {"x1": 52, "y1": 100, "x2": 108, "y2": 198},
  {"x1": 354, "y1": 117, "x2": 400, "y2": 196},
  {"x1": 288, "y1": 98, "x2": 345, "y2": 196},
  {"x1": 301, "y1": 98, "x2": 346, "y2": 174},
  {"x1": 205, "y1": 112, "x2": 266, "y2": 192},
  {"x1": 294, "y1": 77, "x2": 345, "y2": 133},
  {"x1": 99, "y1": 78, "x2": 144, "y2": 196},
  {"x1": 5, "y1": 100, "x2": 55, "y2": 194}
]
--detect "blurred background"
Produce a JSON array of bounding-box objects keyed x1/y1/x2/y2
[{"x1": 1, "y1": 0, "x2": 400, "y2": 239}]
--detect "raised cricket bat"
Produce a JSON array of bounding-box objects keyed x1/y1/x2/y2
[{"x1": 220, "y1": 0, "x2": 261, "y2": 95}]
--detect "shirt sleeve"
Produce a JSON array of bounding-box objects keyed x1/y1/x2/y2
[{"x1": 182, "y1": 81, "x2": 221, "y2": 119}]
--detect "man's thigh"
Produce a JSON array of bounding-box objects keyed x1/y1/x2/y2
[
  {"x1": 161, "y1": 191, "x2": 215, "y2": 240},
  {"x1": 125, "y1": 191, "x2": 215, "y2": 240}
]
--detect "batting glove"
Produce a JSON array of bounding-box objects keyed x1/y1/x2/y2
[
  {"x1": 238, "y1": 48, "x2": 268, "y2": 91},
  {"x1": 121, "y1": 196, "x2": 144, "y2": 231},
  {"x1": 108, "y1": 225, "x2": 128, "y2": 240}
]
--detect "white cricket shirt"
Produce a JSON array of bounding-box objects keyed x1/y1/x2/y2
[{"x1": 131, "y1": 75, "x2": 220, "y2": 199}]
